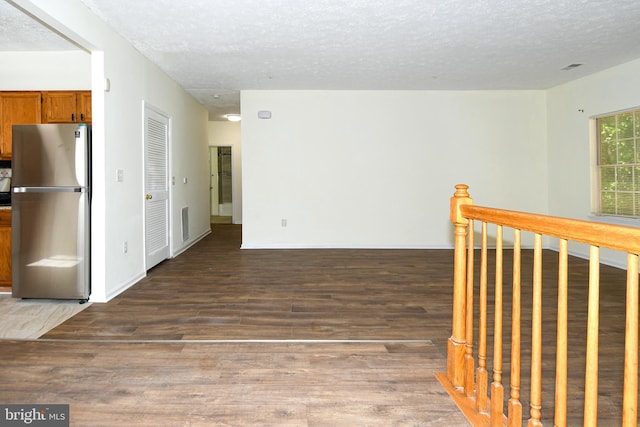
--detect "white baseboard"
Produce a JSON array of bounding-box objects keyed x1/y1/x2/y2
[{"x1": 173, "y1": 228, "x2": 211, "y2": 257}]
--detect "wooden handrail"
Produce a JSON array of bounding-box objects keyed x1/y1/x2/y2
[
  {"x1": 460, "y1": 204, "x2": 640, "y2": 254},
  {"x1": 436, "y1": 184, "x2": 640, "y2": 426}
]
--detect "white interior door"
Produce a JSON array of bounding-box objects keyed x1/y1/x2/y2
[{"x1": 144, "y1": 105, "x2": 170, "y2": 269}]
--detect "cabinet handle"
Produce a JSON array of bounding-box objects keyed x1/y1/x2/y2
[
  {"x1": 80, "y1": 114, "x2": 85, "y2": 122},
  {"x1": 71, "y1": 113, "x2": 75, "y2": 122}
]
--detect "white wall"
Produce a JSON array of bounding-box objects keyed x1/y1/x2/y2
[
  {"x1": 0, "y1": 51, "x2": 91, "y2": 89},
  {"x1": 241, "y1": 90, "x2": 547, "y2": 248},
  {"x1": 18, "y1": 0, "x2": 211, "y2": 301},
  {"x1": 207, "y1": 121, "x2": 242, "y2": 224},
  {"x1": 547, "y1": 58, "x2": 640, "y2": 268}
]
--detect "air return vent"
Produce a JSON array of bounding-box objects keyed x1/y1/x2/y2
[{"x1": 181, "y1": 206, "x2": 189, "y2": 242}]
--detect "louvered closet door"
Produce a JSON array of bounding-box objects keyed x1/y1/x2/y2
[{"x1": 144, "y1": 106, "x2": 170, "y2": 269}]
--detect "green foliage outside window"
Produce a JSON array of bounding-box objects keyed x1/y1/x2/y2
[{"x1": 597, "y1": 110, "x2": 640, "y2": 217}]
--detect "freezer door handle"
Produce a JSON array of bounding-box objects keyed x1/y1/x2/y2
[{"x1": 13, "y1": 187, "x2": 86, "y2": 193}]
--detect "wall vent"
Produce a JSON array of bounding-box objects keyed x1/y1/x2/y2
[{"x1": 181, "y1": 206, "x2": 189, "y2": 242}]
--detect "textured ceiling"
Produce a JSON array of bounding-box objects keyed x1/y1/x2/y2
[
  {"x1": 3, "y1": 0, "x2": 640, "y2": 120},
  {"x1": 0, "y1": 1, "x2": 77, "y2": 50}
]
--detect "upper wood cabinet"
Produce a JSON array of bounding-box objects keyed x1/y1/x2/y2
[
  {"x1": 42, "y1": 91, "x2": 91, "y2": 124},
  {"x1": 0, "y1": 92, "x2": 42, "y2": 160},
  {"x1": 77, "y1": 91, "x2": 92, "y2": 123}
]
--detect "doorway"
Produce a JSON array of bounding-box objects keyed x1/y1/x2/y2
[{"x1": 210, "y1": 146, "x2": 232, "y2": 224}]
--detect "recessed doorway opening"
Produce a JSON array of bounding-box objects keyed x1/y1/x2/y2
[{"x1": 209, "y1": 146, "x2": 232, "y2": 224}]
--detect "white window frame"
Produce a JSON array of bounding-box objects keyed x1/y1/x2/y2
[{"x1": 589, "y1": 106, "x2": 640, "y2": 226}]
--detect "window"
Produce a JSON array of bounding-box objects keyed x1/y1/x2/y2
[{"x1": 595, "y1": 108, "x2": 640, "y2": 217}]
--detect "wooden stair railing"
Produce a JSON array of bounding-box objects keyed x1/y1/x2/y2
[{"x1": 436, "y1": 184, "x2": 640, "y2": 427}]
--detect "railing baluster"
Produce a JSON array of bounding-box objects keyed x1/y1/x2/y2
[
  {"x1": 464, "y1": 219, "x2": 476, "y2": 398},
  {"x1": 554, "y1": 239, "x2": 569, "y2": 427},
  {"x1": 477, "y1": 221, "x2": 489, "y2": 414},
  {"x1": 491, "y1": 225, "x2": 505, "y2": 425},
  {"x1": 508, "y1": 229, "x2": 522, "y2": 426},
  {"x1": 583, "y1": 246, "x2": 600, "y2": 427},
  {"x1": 528, "y1": 233, "x2": 543, "y2": 427},
  {"x1": 622, "y1": 253, "x2": 639, "y2": 426}
]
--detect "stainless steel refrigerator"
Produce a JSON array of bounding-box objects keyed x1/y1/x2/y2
[{"x1": 11, "y1": 124, "x2": 90, "y2": 301}]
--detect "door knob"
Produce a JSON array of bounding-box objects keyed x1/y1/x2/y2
[{"x1": 146, "y1": 194, "x2": 152, "y2": 200}]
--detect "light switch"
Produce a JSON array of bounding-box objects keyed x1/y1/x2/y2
[{"x1": 116, "y1": 169, "x2": 124, "y2": 182}]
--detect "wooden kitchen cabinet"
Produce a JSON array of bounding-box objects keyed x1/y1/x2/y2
[
  {"x1": 0, "y1": 92, "x2": 42, "y2": 160},
  {"x1": 0, "y1": 209, "x2": 11, "y2": 288},
  {"x1": 41, "y1": 91, "x2": 91, "y2": 124},
  {"x1": 77, "y1": 91, "x2": 92, "y2": 123}
]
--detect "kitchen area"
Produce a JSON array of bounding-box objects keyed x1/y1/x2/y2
[
  {"x1": 0, "y1": 91, "x2": 91, "y2": 298},
  {"x1": 2, "y1": 1, "x2": 215, "y2": 306}
]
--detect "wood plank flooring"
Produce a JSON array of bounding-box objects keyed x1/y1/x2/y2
[
  {"x1": 0, "y1": 224, "x2": 634, "y2": 425},
  {"x1": 0, "y1": 341, "x2": 468, "y2": 426},
  {"x1": 43, "y1": 225, "x2": 455, "y2": 342},
  {"x1": 0, "y1": 224, "x2": 469, "y2": 426}
]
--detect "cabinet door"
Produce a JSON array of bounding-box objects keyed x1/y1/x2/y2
[
  {"x1": 42, "y1": 91, "x2": 78, "y2": 123},
  {"x1": 0, "y1": 92, "x2": 42, "y2": 159},
  {"x1": 0, "y1": 211, "x2": 11, "y2": 287},
  {"x1": 77, "y1": 91, "x2": 92, "y2": 123}
]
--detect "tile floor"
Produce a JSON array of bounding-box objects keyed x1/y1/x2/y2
[{"x1": 0, "y1": 294, "x2": 90, "y2": 339}]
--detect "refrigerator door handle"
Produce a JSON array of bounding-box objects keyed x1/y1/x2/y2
[
  {"x1": 13, "y1": 187, "x2": 86, "y2": 193},
  {"x1": 75, "y1": 125, "x2": 88, "y2": 186}
]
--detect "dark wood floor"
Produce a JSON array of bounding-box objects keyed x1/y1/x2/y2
[
  {"x1": 0, "y1": 225, "x2": 470, "y2": 426},
  {"x1": 2, "y1": 341, "x2": 468, "y2": 426},
  {"x1": 0, "y1": 224, "x2": 634, "y2": 425},
  {"x1": 43, "y1": 225, "x2": 455, "y2": 342}
]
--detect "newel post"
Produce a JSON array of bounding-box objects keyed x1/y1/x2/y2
[{"x1": 448, "y1": 184, "x2": 473, "y2": 387}]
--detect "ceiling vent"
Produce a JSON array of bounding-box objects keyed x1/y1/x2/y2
[{"x1": 561, "y1": 63, "x2": 583, "y2": 70}]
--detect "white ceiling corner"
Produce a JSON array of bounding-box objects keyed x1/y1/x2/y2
[{"x1": 0, "y1": 1, "x2": 77, "y2": 51}]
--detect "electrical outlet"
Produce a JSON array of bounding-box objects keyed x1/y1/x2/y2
[
  {"x1": 281, "y1": 219, "x2": 287, "y2": 227},
  {"x1": 123, "y1": 241, "x2": 128, "y2": 254}
]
